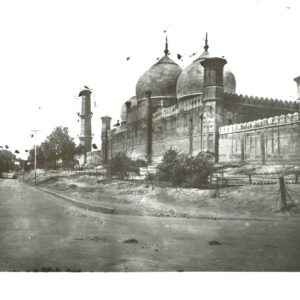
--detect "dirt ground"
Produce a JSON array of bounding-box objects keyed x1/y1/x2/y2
[
  {"x1": 1, "y1": 179, "x2": 300, "y2": 271},
  {"x1": 23, "y1": 169, "x2": 300, "y2": 221}
]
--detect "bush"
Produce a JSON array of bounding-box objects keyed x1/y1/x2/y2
[
  {"x1": 107, "y1": 153, "x2": 147, "y2": 179},
  {"x1": 156, "y1": 149, "x2": 214, "y2": 188}
]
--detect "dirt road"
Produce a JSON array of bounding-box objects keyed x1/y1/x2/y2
[{"x1": 0, "y1": 179, "x2": 299, "y2": 271}]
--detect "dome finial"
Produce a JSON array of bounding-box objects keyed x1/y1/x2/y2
[
  {"x1": 164, "y1": 35, "x2": 169, "y2": 56},
  {"x1": 204, "y1": 32, "x2": 209, "y2": 52}
]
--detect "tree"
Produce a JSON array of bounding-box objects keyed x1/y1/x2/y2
[
  {"x1": 0, "y1": 150, "x2": 16, "y2": 175},
  {"x1": 28, "y1": 126, "x2": 77, "y2": 169}
]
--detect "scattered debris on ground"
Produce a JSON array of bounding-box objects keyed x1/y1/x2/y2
[
  {"x1": 209, "y1": 240, "x2": 222, "y2": 246},
  {"x1": 123, "y1": 238, "x2": 139, "y2": 244}
]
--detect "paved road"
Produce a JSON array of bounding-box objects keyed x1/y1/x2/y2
[{"x1": 0, "y1": 179, "x2": 300, "y2": 271}]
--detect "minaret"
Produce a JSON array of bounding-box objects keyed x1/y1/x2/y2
[
  {"x1": 294, "y1": 76, "x2": 300, "y2": 110},
  {"x1": 78, "y1": 87, "x2": 92, "y2": 153},
  {"x1": 200, "y1": 55, "x2": 227, "y2": 162},
  {"x1": 101, "y1": 116, "x2": 112, "y2": 164}
]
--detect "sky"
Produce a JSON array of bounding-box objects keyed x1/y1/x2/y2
[{"x1": 0, "y1": 0, "x2": 300, "y2": 159}]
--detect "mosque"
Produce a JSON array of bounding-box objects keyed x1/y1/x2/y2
[{"x1": 79, "y1": 34, "x2": 300, "y2": 166}]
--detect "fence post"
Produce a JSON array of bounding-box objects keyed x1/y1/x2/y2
[
  {"x1": 296, "y1": 174, "x2": 298, "y2": 184},
  {"x1": 214, "y1": 177, "x2": 220, "y2": 198},
  {"x1": 209, "y1": 172, "x2": 213, "y2": 187},
  {"x1": 248, "y1": 174, "x2": 252, "y2": 185},
  {"x1": 279, "y1": 176, "x2": 287, "y2": 209}
]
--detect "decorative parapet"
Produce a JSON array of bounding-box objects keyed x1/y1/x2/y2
[
  {"x1": 224, "y1": 93, "x2": 298, "y2": 111},
  {"x1": 219, "y1": 112, "x2": 300, "y2": 134}
]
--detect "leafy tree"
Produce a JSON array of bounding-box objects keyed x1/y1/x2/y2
[
  {"x1": 0, "y1": 150, "x2": 16, "y2": 175},
  {"x1": 28, "y1": 126, "x2": 77, "y2": 169}
]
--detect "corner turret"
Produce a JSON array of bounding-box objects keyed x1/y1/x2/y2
[
  {"x1": 200, "y1": 56, "x2": 227, "y2": 161},
  {"x1": 101, "y1": 116, "x2": 112, "y2": 164}
]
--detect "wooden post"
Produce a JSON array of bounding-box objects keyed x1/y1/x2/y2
[
  {"x1": 296, "y1": 174, "x2": 298, "y2": 184},
  {"x1": 279, "y1": 176, "x2": 287, "y2": 209},
  {"x1": 221, "y1": 172, "x2": 224, "y2": 186},
  {"x1": 248, "y1": 174, "x2": 252, "y2": 185},
  {"x1": 215, "y1": 177, "x2": 220, "y2": 198}
]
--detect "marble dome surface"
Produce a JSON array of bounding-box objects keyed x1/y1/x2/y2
[{"x1": 136, "y1": 55, "x2": 182, "y2": 101}]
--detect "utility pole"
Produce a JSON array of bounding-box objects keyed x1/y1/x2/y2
[
  {"x1": 31, "y1": 129, "x2": 39, "y2": 186},
  {"x1": 279, "y1": 176, "x2": 287, "y2": 209}
]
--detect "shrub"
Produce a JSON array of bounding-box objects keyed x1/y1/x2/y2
[
  {"x1": 107, "y1": 153, "x2": 146, "y2": 179},
  {"x1": 156, "y1": 149, "x2": 214, "y2": 188}
]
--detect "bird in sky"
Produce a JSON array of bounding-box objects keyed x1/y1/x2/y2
[
  {"x1": 5, "y1": 145, "x2": 9, "y2": 149},
  {"x1": 126, "y1": 57, "x2": 130, "y2": 61},
  {"x1": 25, "y1": 150, "x2": 29, "y2": 153},
  {"x1": 177, "y1": 53, "x2": 182, "y2": 60},
  {"x1": 113, "y1": 120, "x2": 120, "y2": 127},
  {"x1": 30, "y1": 134, "x2": 34, "y2": 138},
  {"x1": 14, "y1": 150, "x2": 20, "y2": 154},
  {"x1": 92, "y1": 144, "x2": 98, "y2": 149}
]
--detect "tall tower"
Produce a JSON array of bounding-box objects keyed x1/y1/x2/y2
[
  {"x1": 200, "y1": 56, "x2": 227, "y2": 162},
  {"x1": 78, "y1": 87, "x2": 92, "y2": 152},
  {"x1": 294, "y1": 76, "x2": 300, "y2": 110},
  {"x1": 101, "y1": 116, "x2": 112, "y2": 164}
]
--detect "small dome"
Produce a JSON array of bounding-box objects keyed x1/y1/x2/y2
[
  {"x1": 223, "y1": 69, "x2": 236, "y2": 94},
  {"x1": 176, "y1": 61, "x2": 236, "y2": 100},
  {"x1": 120, "y1": 103, "x2": 127, "y2": 122},
  {"x1": 120, "y1": 96, "x2": 137, "y2": 122},
  {"x1": 127, "y1": 96, "x2": 137, "y2": 107},
  {"x1": 136, "y1": 56, "x2": 182, "y2": 101}
]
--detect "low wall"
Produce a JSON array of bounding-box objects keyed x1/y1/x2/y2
[{"x1": 219, "y1": 112, "x2": 300, "y2": 164}]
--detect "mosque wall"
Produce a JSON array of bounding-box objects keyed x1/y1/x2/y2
[
  {"x1": 106, "y1": 95, "x2": 299, "y2": 165},
  {"x1": 219, "y1": 112, "x2": 300, "y2": 164},
  {"x1": 151, "y1": 96, "x2": 206, "y2": 161}
]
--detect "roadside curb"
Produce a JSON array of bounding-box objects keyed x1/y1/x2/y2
[{"x1": 34, "y1": 185, "x2": 116, "y2": 214}]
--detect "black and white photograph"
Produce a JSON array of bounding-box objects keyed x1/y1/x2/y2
[{"x1": 0, "y1": 0, "x2": 299, "y2": 298}]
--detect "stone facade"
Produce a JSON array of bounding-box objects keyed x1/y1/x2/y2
[
  {"x1": 219, "y1": 113, "x2": 300, "y2": 164},
  {"x1": 101, "y1": 37, "x2": 300, "y2": 165}
]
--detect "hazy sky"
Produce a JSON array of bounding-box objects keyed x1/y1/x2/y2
[{"x1": 0, "y1": 0, "x2": 299, "y2": 158}]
